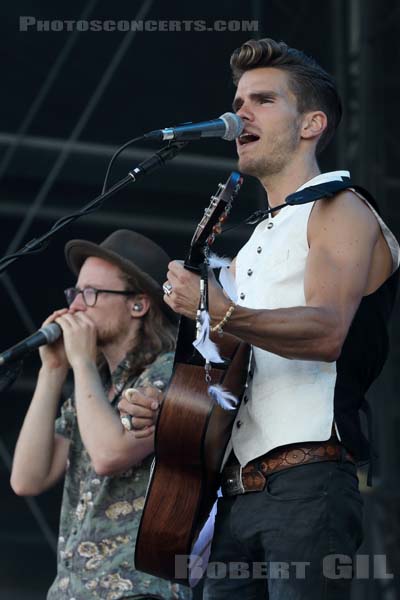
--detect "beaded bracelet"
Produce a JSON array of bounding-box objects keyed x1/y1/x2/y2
[{"x1": 210, "y1": 303, "x2": 236, "y2": 334}]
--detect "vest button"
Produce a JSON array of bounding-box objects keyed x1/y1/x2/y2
[
  {"x1": 240, "y1": 292, "x2": 245, "y2": 300},
  {"x1": 243, "y1": 396, "x2": 248, "y2": 404},
  {"x1": 236, "y1": 420, "x2": 242, "y2": 428},
  {"x1": 257, "y1": 246, "x2": 262, "y2": 253},
  {"x1": 247, "y1": 269, "x2": 253, "y2": 276},
  {"x1": 267, "y1": 222, "x2": 274, "y2": 229}
]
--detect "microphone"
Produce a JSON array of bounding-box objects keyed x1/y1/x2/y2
[
  {"x1": 0, "y1": 323, "x2": 62, "y2": 366},
  {"x1": 144, "y1": 112, "x2": 244, "y2": 142}
]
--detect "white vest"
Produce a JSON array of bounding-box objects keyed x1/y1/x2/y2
[{"x1": 226, "y1": 171, "x2": 351, "y2": 467}]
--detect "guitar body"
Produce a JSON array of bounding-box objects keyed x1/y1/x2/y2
[
  {"x1": 135, "y1": 172, "x2": 249, "y2": 583},
  {"x1": 135, "y1": 331, "x2": 249, "y2": 582}
]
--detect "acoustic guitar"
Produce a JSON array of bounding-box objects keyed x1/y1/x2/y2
[{"x1": 135, "y1": 172, "x2": 250, "y2": 584}]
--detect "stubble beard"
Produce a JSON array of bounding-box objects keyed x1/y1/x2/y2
[
  {"x1": 238, "y1": 124, "x2": 301, "y2": 180},
  {"x1": 238, "y1": 153, "x2": 284, "y2": 179},
  {"x1": 97, "y1": 319, "x2": 131, "y2": 349}
]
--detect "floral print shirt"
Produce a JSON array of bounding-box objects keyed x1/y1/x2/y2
[{"x1": 48, "y1": 351, "x2": 190, "y2": 600}]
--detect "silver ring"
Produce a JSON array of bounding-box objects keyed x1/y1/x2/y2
[
  {"x1": 120, "y1": 415, "x2": 132, "y2": 431},
  {"x1": 163, "y1": 282, "x2": 173, "y2": 296}
]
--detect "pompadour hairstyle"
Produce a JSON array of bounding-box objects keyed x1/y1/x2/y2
[{"x1": 230, "y1": 38, "x2": 342, "y2": 154}]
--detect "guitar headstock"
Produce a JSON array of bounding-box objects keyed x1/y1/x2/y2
[{"x1": 185, "y1": 171, "x2": 243, "y2": 270}]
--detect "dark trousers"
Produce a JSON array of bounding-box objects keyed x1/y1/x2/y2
[{"x1": 203, "y1": 460, "x2": 364, "y2": 600}]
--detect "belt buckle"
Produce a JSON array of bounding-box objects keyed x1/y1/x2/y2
[{"x1": 222, "y1": 465, "x2": 245, "y2": 496}]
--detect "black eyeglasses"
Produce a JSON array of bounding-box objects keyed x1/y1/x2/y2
[{"x1": 64, "y1": 286, "x2": 135, "y2": 307}]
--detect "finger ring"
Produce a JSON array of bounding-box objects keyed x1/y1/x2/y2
[
  {"x1": 120, "y1": 415, "x2": 132, "y2": 431},
  {"x1": 163, "y1": 282, "x2": 173, "y2": 296}
]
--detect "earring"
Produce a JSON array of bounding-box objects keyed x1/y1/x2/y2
[{"x1": 133, "y1": 303, "x2": 143, "y2": 312}]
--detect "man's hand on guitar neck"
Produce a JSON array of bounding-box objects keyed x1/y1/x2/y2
[
  {"x1": 118, "y1": 386, "x2": 163, "y2": 439},
  {"x1": 163, "y1": 260, "x2": 231, "y2": 322}
]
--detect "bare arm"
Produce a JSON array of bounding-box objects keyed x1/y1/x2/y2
[
  {"x1": 164, "y1": 191, "x2": 381, "y2": 361},
  {"x1": 57, "y1": 312, "x2": 156, "y2": 476},
  {"x1": 72, "y1": 360, "x2": 155, "y2": 475},
  {"x1": 10, "y1": 309, "x2": 71, "y2": 496},
  {"x1": 10, "y1": 369, "x2": 70, "y2": 495}
]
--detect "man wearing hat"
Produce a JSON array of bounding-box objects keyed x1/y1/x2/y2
[{"x1": 11, "y1": 230, "x2": 188, "y2": 600}]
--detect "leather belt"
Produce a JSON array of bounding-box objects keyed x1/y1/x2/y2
[{"x1": 221, "y1": 439, "x2": 355, "y2": 497}]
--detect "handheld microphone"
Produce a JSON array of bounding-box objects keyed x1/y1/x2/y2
[
  {"x1": 144, "y1": 112, "x2": 244, "y2": 142},
  {"x1": 0, "y1": 323, "x2": 62, "y2": 366}
]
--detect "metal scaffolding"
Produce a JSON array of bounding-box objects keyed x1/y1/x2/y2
[
  {"x1": 0, "y1": 2, "x2": 399, "y2": 597},
  {"x1": 0, "y1": 0, "x2": 156, "y2": 565}
]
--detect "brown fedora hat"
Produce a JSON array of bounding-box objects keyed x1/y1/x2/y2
[{"x1": 64, "y1": 229, "x2": 177, "y2": 323}]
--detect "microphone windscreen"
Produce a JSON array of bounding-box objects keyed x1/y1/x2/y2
[{"x1": 219, "y1": 113, "x2": 244, "y2": 141}]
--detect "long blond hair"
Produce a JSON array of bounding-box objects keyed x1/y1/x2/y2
[{"x1": 120, "y1": 270, "x2": 177, "y2": 378}]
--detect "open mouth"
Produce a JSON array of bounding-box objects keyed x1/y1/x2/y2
[{"x1": 238, "y1": 131, "x2": 260, "y2": 146}]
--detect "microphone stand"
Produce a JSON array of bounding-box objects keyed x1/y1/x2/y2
[{"x1": 0, "y1": 141, "x2": 187, "y2": 274}]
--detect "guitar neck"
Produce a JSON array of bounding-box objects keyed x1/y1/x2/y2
[{"x1": 174, "y1": 171, "x2": 242, "y2": 366}]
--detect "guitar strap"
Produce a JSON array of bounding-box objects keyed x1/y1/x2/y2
[
  {"x1": 285, "y1": 178, "x2": 380, "y2": 214},
  {"x1": 242, "y1": 178, "x2": 382, "y2": 229}
]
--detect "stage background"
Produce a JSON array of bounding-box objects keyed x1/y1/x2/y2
[{"x1": 0, "y1": 1, "x2": 399, "y2": 598}]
